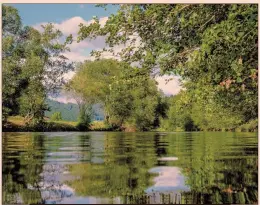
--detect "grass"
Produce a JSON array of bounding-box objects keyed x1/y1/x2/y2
[
  {"x1": 4, "y1": 116, "x2": 79, "y2": 132},
  {"x1": 235, "y1": 119, "x2": 258, "y2": 132},
  {"x1": 50, "y1": 120, "x2": 78, "y2": 127},
  {"x1": 7, "y1": 116, "x2": 25, "y2": 126},
  {"x1": 3, "y1": 116, "x2": 115, "y2": 132},
  {"x1": 3, "y1": 116, "x2": 257, "y2": 133},
  {"x1": 90, "y1": 121, "x2": 114, "y2": 131}
]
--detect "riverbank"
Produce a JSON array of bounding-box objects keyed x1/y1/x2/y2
[
  {"x1": 2, "y1": 116, "x2": 113, "y2": 132},
  {"x1": 2, "y1": 116, "x2": 257, "y2": 132}
]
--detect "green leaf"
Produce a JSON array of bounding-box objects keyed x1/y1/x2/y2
[{"x1": 236, "y1": 77, "x2": 242, "y2": 83}]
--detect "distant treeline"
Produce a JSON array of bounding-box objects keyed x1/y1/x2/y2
[{"x1": 45, "y1": 99, "x2": 104, "y2": 122}]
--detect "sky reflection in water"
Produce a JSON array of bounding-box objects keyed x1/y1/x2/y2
[{"x1": 2, "y1": 132, "x2": 258, "y2": 204}]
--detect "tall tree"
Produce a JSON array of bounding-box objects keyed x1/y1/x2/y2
[
  {"x1": 67, "y1": 59, "x2": 125, "y2": 127},
  {"x1": 2, "y1": 5, "x2": 74, "y2": 125},
  {"x1": 77, "y1": 4, "x2": 258, "y2": 124},
  {"x1": 68, "y1": 59, "x2": 161, "y2": 131}
]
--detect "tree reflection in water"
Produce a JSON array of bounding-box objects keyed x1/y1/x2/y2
[{"x1": 2, "y1": 132, "x2": 258, "y2": 204}]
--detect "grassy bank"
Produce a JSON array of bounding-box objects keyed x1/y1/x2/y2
[
  {"x1": 3, "y1": 116, "x2": 78, "y2": 132},
  {"x1": 235, "y1": 119, "x2": 258, "y2": 132},
  {"x1": 3, "y1": 116, "x2": 116, "y2": 132},
  {"x1": 3, "y1": 116, "x2": 257, "y2": 132},
  {"x1": 156, "y1": 119, "x2": 258, "y2": 133}
]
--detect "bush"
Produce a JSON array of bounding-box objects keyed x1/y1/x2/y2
[
  {"x1": 76, "y1": 106, "x2": 92, "y2": 131},
  {"x1": 236, "y1": 119, "x2": 258, "y2": 132},
  {"x1": 51, "y1": 112, "x2": 62, "y2": 121},
  {"x1": 90, "y1": 121, "x2": 113, "y2": 131}
]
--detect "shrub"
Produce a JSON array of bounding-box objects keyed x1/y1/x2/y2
[{"x1": 51, "y1": 112, "x2": 62, "y2": 121}]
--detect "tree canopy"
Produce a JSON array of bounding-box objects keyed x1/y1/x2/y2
[
  {"x1": 2, "y1": 4, "x2": 258, "y2": 132},
  {"x1": 77, "y1": 4, "x2": 258, "y2": 130},
  {"x1": 67, "y1": 59, "x2": 166, "y2": 131},
  {"x1": 2, "y1": 5, "x2": 74, "y2": 126}
]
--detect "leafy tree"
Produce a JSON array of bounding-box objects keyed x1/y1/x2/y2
[
  {"x1": 77, "y1": 4, "x2": 257, "y2": 127},
  {"x1": 106, "y1": 81, "x2": 134, "y2": 127},
  {"x1": 67, "y1": 58, "x2": 162, "y2": 131},
  {"x1": 76, "y1": 104, "x2": 93, "y2": 131},
  {"x1": 2, "y1": 5, "x2": 74, "y2": 126},
  {"x1": 50, "y1": 111, "x2": 62, "y2": 121},
  {"x1": 129, "y1": 78, "x2": 159, "y2": 131},
  {"x1": 66, "y1": 59, "x2": 124, "y2": 129},
  {"x1": 2, "y1": 5, "x2": 24, "y2": 121},
  {"x1": 153, "y1": 92, "x2": 169, "y2": 128},
  {"x1": 19, "y1": 80, "x2": 48, "y2": 126},
  {"x1": 68, "y1": 59, "x2": 122, "y2": 103}
]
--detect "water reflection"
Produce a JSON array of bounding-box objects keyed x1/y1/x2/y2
[
  {"x1": 2, "y1": 132, "x2": 258, "y2": 204},
  {"x1": 146, "y1": 166, "x2": 190, "y2": 192}
]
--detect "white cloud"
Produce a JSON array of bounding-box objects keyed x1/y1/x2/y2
[
  {"x1": 62, "y1": 51, "x2": 93, "y2": 63},
  {"x1": 34, "y1": 16, "x2": 182, "y2": 103},
  {"x1": 49, "y1": 91, "x2": 77, "y2": 104},
  {"x1": 33, "y1": 16, "x2": 108, "y2": 64},
  {"x1": 155, "y1": 75, "x2": 182, "y2": 96},
  {"x1": 34, "y1": 16, "x2": 108, "y2": 36},
  {"x1": 49, "y1": 95, "x2": 76, "y2": 104},
  {"x1": 35, "y1": 17, "x2": 88, "y2": 35}
]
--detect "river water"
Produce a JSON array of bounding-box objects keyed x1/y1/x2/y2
[{"x1": 2, "y1": 132, "x2": 258, "y2": 204}]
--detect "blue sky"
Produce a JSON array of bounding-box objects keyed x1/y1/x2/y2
[
  {"x1": 7, "y1": 4, "x2": 181, "y2": 103},
  {"x1": 8, "y1": 4, "x2": 119, "y2": 26}
]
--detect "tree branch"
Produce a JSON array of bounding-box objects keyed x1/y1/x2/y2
[{"x1": 198, "y1": 15, "x2": 215, "y2": 31}]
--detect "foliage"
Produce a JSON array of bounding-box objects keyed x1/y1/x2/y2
[
  {"x1": 67, "y1": 59, "x2": 122, "y2": 104},
  {"x1": 68, "y1": 59, "x2": 164, "y2": 131},
  {"x1": 161, "y1": 88, "x2": 245, "y2": 131},
  {"x1": 19, "y1": 81, "x2": 48, "y2": 126},
  {"x1": 77, "y1": 4, "x2": 258, "y2": 129},
  {"x1": 127, "y1": 78, "x2": 159, "y2": 131},
  {"x1": 106, "y1": 81, "x2": 134, "y2": 127},
  {"x1": 45, "y1": 99, "x2": 104, "y2": 122},
  {"x1": 236, "y1": 119, "x2": 258, "y2": 132},
  {"x1": 66, "y1": 59, "x2": 124, "y2": 129},
  {"x1": 90, "y1": 121, "x2": 113, "y2": 131},
  {"x1": 76, "y1": 104, "x2": 93, "y2": 131},
  {"x1": 3, "y1": 115, "x2": 78, "y2": 131},
  {"x1": 3, "y1": 4, "x2": 258, "y2": 131},
  {"x1": 2, "y1": 5, "x2": 74, "y2": 126},
  {"x1": 45, "y1": 98, "x2": 79, "y2": 121},
  {"x1": 50, "y1": 111, "x2": 62, "y2": 121}
]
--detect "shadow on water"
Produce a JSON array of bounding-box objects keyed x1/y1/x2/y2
[{"x1": 2, "y1": 131, "x2": 258, "y2": 204}]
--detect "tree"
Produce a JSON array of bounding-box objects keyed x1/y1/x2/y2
[
  {"x1": 50, "y1": 112, "x2": 62, "y2": 121},
  {"x1": 129, "y1": 78, "x2": 159, "y2": 131},
  {"x1": 68, "y1": 59, "x2": 122, "y2": 103},
  {"x1": 67, "y1": 59, "x2": 126, "y2": 126},
  {"x1": 106, "y1": 81, "x2": 134, "y2": 127},
  {"x1": 2, "y1": 5, "x2": 74, "y2": 126},
  {"x1": 77, "y1": 4, "x2": 258, "y2": 125},
  {"x1": 68, "y1": 58, "x2": 162, "y2": 131},
  {"x1": 2, "y1": 5, "x2": 24, "y2": 121}
]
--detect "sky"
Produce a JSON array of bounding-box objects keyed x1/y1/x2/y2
[{"x1": 9, "y1": 3, "x2": 182, "y2": 104}]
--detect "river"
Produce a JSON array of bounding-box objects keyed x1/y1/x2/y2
[{"x1": 2, "y1": 132, "x2": 258, "y2": 204}]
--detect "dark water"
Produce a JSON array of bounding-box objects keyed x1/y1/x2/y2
[{"x1": 2, "y1": 132, "x2": 258, "y2": 204}]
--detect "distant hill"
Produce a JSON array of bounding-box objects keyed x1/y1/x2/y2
[{"x1": 45, "y1": 99, "x2": 104, "y2": 122}]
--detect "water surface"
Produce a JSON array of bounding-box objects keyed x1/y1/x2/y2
[{"x1": 2, "y1": 132, "x2": 258, "y2": 204}]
